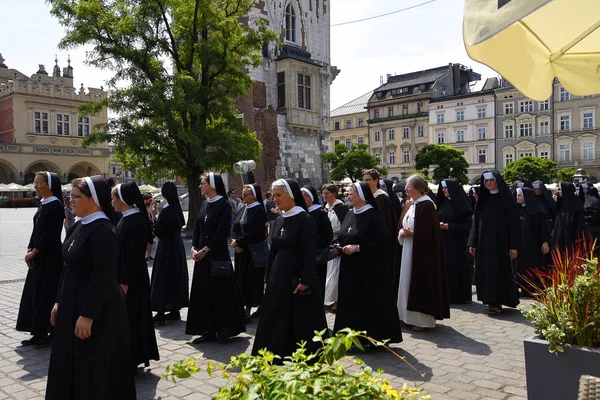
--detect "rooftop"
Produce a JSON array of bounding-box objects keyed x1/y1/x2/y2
[
  {"x1": 375, "y1": 66, "x2": 450, "y2": 93},
  {"x1": 331, "y1": 91, "x2": 373, "y2": 117}
]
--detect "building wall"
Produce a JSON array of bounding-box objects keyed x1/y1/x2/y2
[{"x1": 330, "y1": 112, "x2": 369, "y2": 151}]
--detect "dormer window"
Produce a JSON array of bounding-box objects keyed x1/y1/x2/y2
[{"x1": 285, "y1": 4, "x2": 297, "y2": 43}]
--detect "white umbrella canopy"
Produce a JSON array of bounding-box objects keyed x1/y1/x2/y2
[
  {"x1": 0, "y1": 183, "x2": 7, "y2": 191},
  {"x1": 4, "y1": 183, "x2": 28, "y2": 191},
  {"x1": 62, "y1": 183, "x2": 72, "y2": 192},
  {"x1": 138, "y1": 184, "x2": 160, "y2": 193},
  {"x1": 546, "y1": 183, "x2": 558, "y2": 190},
  {"x1": 24, "y1": 183, "x2": 35, "y2": 191}
]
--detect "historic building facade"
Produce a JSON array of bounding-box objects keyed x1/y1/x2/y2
[
  {"x1": 494, "y1": 80, "x2": 554, "y2": 173},
  {"x1": 0, "y1": 54, "x2": 108, "y2": 184},
  {"x1": 428, "y1": 78, "x2": 498, "y2": 183},
  {"x1": 329, "y1": 91, "x2": 371, "y2": 153}
]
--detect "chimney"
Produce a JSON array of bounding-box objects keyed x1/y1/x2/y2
[{"x1": 53, "y1": 55, "x2": 61, "y2": 78}]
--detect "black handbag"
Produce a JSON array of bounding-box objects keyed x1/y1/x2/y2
[
  {"x1": 248, "y1": 240, "x2": 269, "y2": 268},
  {"x1": 211, "y1": 260, "x2": 233, "y2": 278},
  {"x1": 316, "y1": 247, "x2": 336, "y2": 264}
]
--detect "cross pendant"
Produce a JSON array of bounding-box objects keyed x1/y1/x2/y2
[
  {"x1": 68, "y1": 241, "x2": 75, "y2": 252},
  {"x1": 204, "y1": 215, "x2": 208, "y2": 222},
  {"x1": 348, "y1": 226, "x2": 352, "y2": 233},
  {"x1": 280, "y1": 227, "x2": 285, "y2": 235}
]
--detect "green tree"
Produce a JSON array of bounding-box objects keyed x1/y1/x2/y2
[
  {"x1": 503, "y1": 156, "x2": 557, "y2": 183},
  {"x1": 414, "y1": 144, "x2": 470, "y2": 184},
  {"x1": 321, "y1": 144, "x2": 387, "y2": 182},
  {"x1": 48, "y1": 0, "x2": 277, "y2": 229},
  {"x1": 557, "y1": 168, "x2": 577, "y2": 183}
]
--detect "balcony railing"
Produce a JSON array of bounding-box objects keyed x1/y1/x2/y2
[{"x1": 367, "y1": 112, "x2": 429, "y2": 124}]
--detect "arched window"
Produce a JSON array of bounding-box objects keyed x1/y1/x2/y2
[{"x1": 285, "y1": 3, "x2": 296, "y2": 42}]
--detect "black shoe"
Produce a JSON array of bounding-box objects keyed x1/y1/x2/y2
[
  {"x1": 192, "y1": 334, "x2": 217, "y2": 344},
  {"x1": 250, "y1": 309, "x2": 260, "y2": 318},
  {"x1": 164, "y1": 311, "x2": 181, "y2": 321},
  {"x1": 21, "y1": 335, "x2": 48, "y2": 347},
  {"x1": 153, "y1": 313, "x2": 166, "y2": 325}
]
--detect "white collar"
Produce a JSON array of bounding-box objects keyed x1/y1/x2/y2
[
  {"x1": 246, "y1": 201, "x2": 261, "y2": 209},
  {"x1": 282, "y1": 206, "x2": 305, "y2": 218},
  {"x1": 374, "y1": 189, "x2": 388, "y2": 198},
  {"x1": 122, "y1": 208, "x2": 141, "y2": 217},
  {"x1": 308, "y1": 204, "x2": 321, "y2": 212},
  {"x1": 162, "y1": 202, "x2": 169, "y2": 208},
  {"x1": 41, "y1": 196, "x2": 60, "y2": 205},
  {"x1": 81, "y1": 211, "x2": 109, "y2": 225},
  {"x1": 354, "y1": 204, "x2": 374, "y2": 214},
  {"x1": 208, "y1": 195, "x2": 223, "y2": 203},
  {"x1": 326, "y1": 199, "x2": 343, "y2": 210},
  {"x1": 489, "y1": 189, "x2": 500, "y2": 194},
  {"x1": 413, "y1": 195, "x2": 432, "y2": 204}
]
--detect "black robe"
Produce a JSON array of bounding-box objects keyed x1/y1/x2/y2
[
  {"x1": 16, "y1": 199, "x2": 64, "y2": 336},
  {"x1": 516, "y1": 204, "x2": 551, "y2": 291},
  {"x1": 233, "y1": 204, "x2": 268, "y2": 308},
  {"x1": 186, "y1": 198, "x2": 246, "y2": 338},
  {"x1": 116, "y1": 212, "x2": 159, "y2": 368},
  {"x1": 552, "y1": 198, "x2": 586, "y2": 252},
  {"x1": 46, "y1": 219, "x2": 136, "y2": 400},
  {"x1": 334, "y1": 208, "x2": 402, "y2": 343},
  {"x1": 437, "y1": 200, "x2": 473, "y2": 303},
  {"x1": 373, "y1": 192, "x2": 396, "y2": 277},
  {"x1": 252, "y1": 211, "x2": 327, "y2": 358},
  {"x1": 468, "y1": 194, "x2": 520, "y2": 308},
  {"x1": 535, "y1": 194, "x2": 556, "y2": 232},
  {"x1": 150, "y1": 206, "x2": 189, "y2": 312},
  {"x1": 584, "y1": 190, "x2": 600, "y2": 249},
  {"x1": 308, "y1": 206, "x2": 334, "y2": 303}
]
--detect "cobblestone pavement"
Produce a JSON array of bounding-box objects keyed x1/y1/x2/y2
[{"x1": 0, "y1": 208, "x2": 534, "y2": 399}]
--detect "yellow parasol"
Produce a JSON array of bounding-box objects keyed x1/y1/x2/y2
[{"x1": 463, "y1": 0, "x2": 600, "y2": 101}]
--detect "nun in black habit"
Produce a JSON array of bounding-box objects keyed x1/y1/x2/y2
[
  {"x1": 231, "y1": 183, "x2": 268, "y2": 322},
  {"x1": 187, "y1": 172, "x2": 246, "y2": 343},
  {"x1": 584, "y1": 186, "x2": 600, "y2": 251},
  {"x1": 382, "y1": 178, "x2": 402, "y2": 225},
  {"x1": 150, "y1": 182, "x2": 189, "y2": 324},
  {"x1": 46, "y1": 175, "x2": 135, "y2": 400},
  {"x1": 252, "y1": 179, "x2": 327, "y2": 360},
  {"x1": 468, "y1": 170, "x2": 520, "y2": 315},
  {"x1": 533, "y1": 180, "x2": 556, "y2": 231},
  {"x1": 302, "y1": 184, "x2": 334, "y2": 303},
  {"x1": 17, "y1": 172, "x2": 64, "y2": 347},
  {"x1": 436, "y1": 179, "x2": 473, "y2": 303},
  {"x1": 333, "y1": 182, "x2": 402, "y2": 343},
  {"x1": 111, "y1": 182, "x2": 160, "y2": 370},
  {"x1": 515, "y1": 188, "x2": 551, "y2": 294},
  {"x1": 552, "y1": 182, "x2": 587, "y2": 252}
]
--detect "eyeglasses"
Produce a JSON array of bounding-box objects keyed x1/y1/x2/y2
[{"x1": 71, "y1": 194, "x2": 85, "y2": 200}]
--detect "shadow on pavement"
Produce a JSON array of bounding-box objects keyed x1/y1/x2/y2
[
  {"x1": 409, "y1": 324, "x2": 492, "y2": 356},
  {"x1": 134, "y1": 368, "x2": 161, "y2": 399},
  {"x1": 186, "y1": 335, "x2": 252, "y2": 366},
  {"x1": 360, "y1": 346, "x2": 433, "y2": 383}
]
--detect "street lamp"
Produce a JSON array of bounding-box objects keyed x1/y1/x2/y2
[
  {"x1": 573, "y1": 168, "x2": 589, "y2": 184},
  {"x1": 233, "y1": 160, "x2": 256, "y2": 184}
]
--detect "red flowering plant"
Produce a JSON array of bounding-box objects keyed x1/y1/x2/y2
[{"x1": 520, "y1": 236, "x2": 600, "y2": 353}]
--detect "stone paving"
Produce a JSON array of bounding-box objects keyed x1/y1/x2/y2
[{"x1": 0, "y1": 208, "x2": 535, "y2": 399}]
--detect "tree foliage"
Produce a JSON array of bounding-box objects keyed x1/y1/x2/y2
[
  {"x1": 502, "y1": 156, "x2": 557, "y2": 183},
  {"x1": 557, "y1": 168, "x2": 577, "y2": 183},
  {"x1": 48, "y1": 0, "x2": 277, "y2": 229},
  {"x1": 322, "y1": 144, "x2": 387, "y2": 182},
  {"x1": 414, "y1": 144, "x2": 470, "y2": 184}
]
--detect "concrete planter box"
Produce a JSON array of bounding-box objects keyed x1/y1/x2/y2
[{"x1": 524, "y1": 335, "x2": 600, "y2": 400}]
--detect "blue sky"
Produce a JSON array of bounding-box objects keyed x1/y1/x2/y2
[{"x1": 0, "y1": 0, "x2": 497, "y2": 110}]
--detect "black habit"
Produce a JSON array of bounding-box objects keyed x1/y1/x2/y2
[
  {"x1": 16, "y1": 198, "x2": 64, "y2": 337},
  {"x1": 584, "y1": 187, "x2": 600, "y2": 249},
  {"x1": 46, "y1": 218, "x2": 136, "y2": 399},
  {"x1": 252, "y1": 209, "x2": 328, "y2": 358},
  {"x1": 116, "y1": 211, "x2": 160, "y2": 368},
  {"x1": 533, "y1": 180, "x2": 556, "y2": 231},
  {"x1": 436, "y1": 179, "x2": 473, "y2": 303},
  {"x1": 552, "y1": 182, "x2": 587, "y2": 252},
  {"x1": 186, "y1": 197, "x2": 246, "y2": 338},
  {"x1": 468, "y1": 171, "x2": 520, "y2": 308},
  {"x1": 373, "y1": 191, "x2": 396, "y2": 277},
  {"x1": 308, "y1": 205, "x2": 334, "y2": 303}
]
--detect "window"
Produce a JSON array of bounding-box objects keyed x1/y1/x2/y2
[
  {"x1": 560, "y1": 87, "x2": 570, "y2": 101},
  {"x1": 456, "y1": 110, "x2": 464, "y2": 121},
  {"x1": 560, "y1": 115, "x2": 570, "y2": 131},
  {"x1": 277, "y1": 72, "x2": 285, "y2": 108},
  {"x1": 388, "y1": 129, "x2": 395, "y2": 140},
  {"x1": 358, "y1": 118, "x2": 365, "y2": 127},
  {"x1": 477, "y1": 127, "x2": 487, "y2": 140},
  {"x1": 297, "y1": 73, "x2": 311, "y2": 109},
  {"x1": 519, "y1": 152, "x2": 533, "y2": 159},
  {"x1": 374, "y1": 152, "x2": 381, "y2": 160},
  {"x1": 583, "y1": 143, "x2": 594, "y2": 160},
  {"x1": 345, "y1": 138, "x2": 352, "y2": 149},
  {"x1": 358, "y1": 137, "x2": 364, "y2": 145},
  {"x1": 478, "y1": 149, "x2": 487, "y2": 164},
  {"x1": 584, "y1": 95, "x2": 595, "y2": 99},
  {"x1": 504, "y1": 102, "x2": 514, "y2": 115},
  {"x1": 437, "y1": 113, "x2": 445, "y2": 123},
  {"x1": 436, "y1": 131, "x2": 445, "y2": 144},
  {"x1": 456, "y1": 129, "x2": 465, "y2": 142},
  {"x1": 285, "y1": 4, "x2": 296, "y2": 42},
  {"x1": 519, "y1": 100, "x2": 534, "y2": 113},
  {"x1": 402, "y1": 149, "x2": 410, "y2": 163},
  {"x1": 374, "y1": 131, "x2": 381, "y2": 142},
  {"x1": 477, "y1": 107, "x2": 487, "y2": 118},
  {"x1": 417, "y1": 126, "x2": 424, "y2": 137},
  {"x1": 388, "y1": 107, "x2": 394, "y2": 117},
  {"x1": 77, "y1": 116, "x2": 90, "y2": 137},
  {"x1": 559, "y1": 144, "x2": 571, "y2": 161},
  {"x1": 334, "y1": 121, "x2": 340, "y2": 130},
  {"x1": 539, "y1": 100, "x2": 550, "y2": 110},
  {"x1": 539, "y1": 120, "x2": 550, "y2": 135},
  {"x1": 505, "y1": 153, "x2": 514, "y2": 167},
  {"x1": 583, "y1": 112, "x2": 594, "y2": 129},
  {"x1": 334, "y1": 140, "x2": 340, "y2": 146},
  {"x1": 402, "y1": 127, "x2": 409, "y2": 139},
  {"x1": 345, "y1": 119, "x2": 352, "y2": 129},
  {"x1": 539, "y1": 151, "x2": 549, "y2": 159},
  {"x1": 56, "y1": 114, "x2": 70, "y2": 135},
  {"x1": 34, "y1": 111, "x2": 49, "y2": 134},
  {"x1": 519, "y1": 122, "x2": 533, "y2": 137},
  {"x1": 402, "y1": 104, "x2": 409, "y2": 115},
  {"x1": 374, "y1": 109, "x2": 380, "y2": 119},
  {"x1": 388, "y1": 150, "x2": 396, "y2": 164},
  {"x1": 456, "y1": 102, "x2": 463, "y2": 106},
  {"x1": 504, "y1": 124, "x2": 514, "y2": 138}
]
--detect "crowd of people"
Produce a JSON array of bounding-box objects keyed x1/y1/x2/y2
[{"x1": 14, "y1": 168, "x2": 595, "y2": 399}]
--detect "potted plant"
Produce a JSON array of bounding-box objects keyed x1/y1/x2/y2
[
  {"x1": 520, "y1": 238, "x2": 600, "y2": 400},
  {"x1": 164, "y1": 329, "x2": 430, "y2": 399}
]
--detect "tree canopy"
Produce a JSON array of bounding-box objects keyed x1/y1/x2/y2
[
  {"x1": 48, "y1": 0, "x2": 277, "y2": 229},
  {"x1": 321, "y1": 144, "x2": 387, "y2": 183},
  {"x1": 414, "y1": 144, "x2": 470, "y2": 184},
  {"x1": 557, "y1": 168, "x2": 577, "y2": 183},
  {"x1": 502, "y1": 156, "x2": 557, "y2": 183}
]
